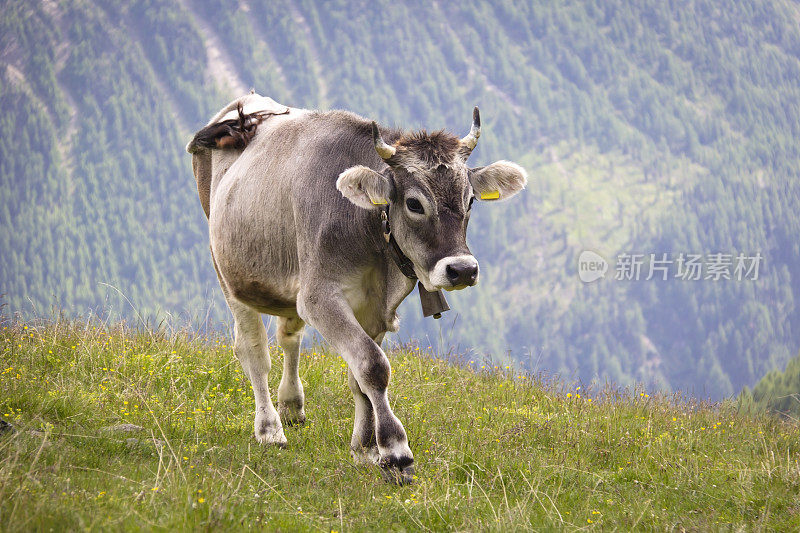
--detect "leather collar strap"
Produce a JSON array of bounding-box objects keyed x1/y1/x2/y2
[
  {"x1": 379, "y1": 206, "x2": 450, "y2": 319},
  {"x1": 381, "y1": 206, "x2": 418, "y2": 280}
]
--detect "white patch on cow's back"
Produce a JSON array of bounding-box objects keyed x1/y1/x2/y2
[{"x1": 217, "y1": 96, "x2": 289, "y2": 123}]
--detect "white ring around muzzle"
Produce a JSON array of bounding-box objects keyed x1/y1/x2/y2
[{"x1": 429, "y1": 254, "x2": 480, "y2": 289}]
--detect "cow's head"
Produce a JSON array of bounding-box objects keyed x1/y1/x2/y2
[{"x1": 337, "y1": 108, "x2": 527, "y2": 291}]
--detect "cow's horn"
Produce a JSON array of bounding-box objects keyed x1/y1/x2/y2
[
  {"x1": 460, "y1": 107, "x2": 481, "y2": 153},
  {"x1": 372, "y1": 121, "x2": 396, "y2": 160}
]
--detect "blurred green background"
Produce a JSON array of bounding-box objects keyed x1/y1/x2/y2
[{"x1": 3, "y1": 0, "x2": 800, "y2": 401}]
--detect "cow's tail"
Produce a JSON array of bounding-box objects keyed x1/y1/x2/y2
[
  {"x1": 186, "y1": 102, "x2": 265, "y2": 154},
  {"x1": 190, "y1": 149, "x2": 213, "y2": 218}
]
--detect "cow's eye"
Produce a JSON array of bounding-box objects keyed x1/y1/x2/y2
[
  {"x1": 468, "y1": 196, "x2": 475, "y2": 210},
  {"x1": 406, "y1": 197, "x2": 424, "y2": 214}
]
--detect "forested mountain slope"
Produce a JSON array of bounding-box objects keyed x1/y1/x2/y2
[{"x1": 3, "y1": 0, "x2": 800, "y2": 398}]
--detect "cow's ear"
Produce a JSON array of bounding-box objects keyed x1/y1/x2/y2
[
  {"x1": 336, "y1": 165, "x2": 393, "y2": 209},
  {"x1": 469, "y1": 161, "x2": 527, "y2": 201}
]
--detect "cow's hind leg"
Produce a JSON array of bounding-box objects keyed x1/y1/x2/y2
[
  {"x1": 277, "y1": 316, "x2": 306, "y2": 425},
  {"x1": 227, "y1": 299, "x2": 286, "y2": 446}
]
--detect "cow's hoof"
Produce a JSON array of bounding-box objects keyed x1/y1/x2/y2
[
  {"x1": 254, "y1": 417, "x2": 287, "y2": 447},
  {"x1": 379, "y1": 455, "x2": 415, "y2": 485},
  {"x1": 380, "y1": 463, "x2": 416, "y2": 485},
  {"x1": 351, "y1": 445, "x2": 380, "y2": 465},
  {"x1": 278, "y1": 402, "x2": 306, "y2": 426},
  {"x1": 255, "y1": 428, "x2": 287, "y2": 447}
]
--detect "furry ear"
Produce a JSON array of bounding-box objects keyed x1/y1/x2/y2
[
  {"x1": 469, "y1": 161, "x2": 528, "y2": 201},
  {"x1": 336, "y1": 166, "x2": 393, "y2": 209}
]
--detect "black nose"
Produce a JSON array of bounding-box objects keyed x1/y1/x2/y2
[{"x1": 446, "y1": 262, "x2": 479, "y2": 286}]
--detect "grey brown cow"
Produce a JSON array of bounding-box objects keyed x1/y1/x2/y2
[{"x1": 187, "y1": 93, "x2": 527, "y2": 482}]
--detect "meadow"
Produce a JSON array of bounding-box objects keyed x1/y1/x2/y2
[{"x1": 1, "y1": 318, "x2": 798, "y2": 531}]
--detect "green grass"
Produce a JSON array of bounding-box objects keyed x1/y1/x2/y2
[{"x1": 1, "y1": 319, "x2": 799, "y2": 531}]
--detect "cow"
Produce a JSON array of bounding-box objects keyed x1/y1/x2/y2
[{"x1": 187, "y1": 93, "x2": 527, "y2": 483}]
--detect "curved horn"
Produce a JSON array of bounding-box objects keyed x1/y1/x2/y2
[
  {"x1": 460, "y1": 106, "x2": 481, "y2": 152},
  {"x1": 371, "y1": 121, "x2": 396, "y2": 160}
]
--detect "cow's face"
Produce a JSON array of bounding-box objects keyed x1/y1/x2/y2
[{"x1": 337, "y1": 109, "x2": 527, "y2": 291}]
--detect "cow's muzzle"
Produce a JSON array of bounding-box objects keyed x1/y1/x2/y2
[{"x1": 430, "y1": 255, "x2": 480, "y2": 290}]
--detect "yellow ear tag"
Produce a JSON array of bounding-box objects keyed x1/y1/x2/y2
[
  {"x1": 371, "y1": 197, "x2": 388, "y2": 205},
  {"x1": 480, "y1": 190, "x2": 500, "y2": 200}
]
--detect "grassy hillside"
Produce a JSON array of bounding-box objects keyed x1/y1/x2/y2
[
  {"x1": 3, "y1": 0, "x2": 800, "y2": 399},
  {"x1": 741, "y1": 351, "x2": 800, "y2": 419},
  {"x1": 2, "y1": 320, "x2": 799, "y2": 530}
]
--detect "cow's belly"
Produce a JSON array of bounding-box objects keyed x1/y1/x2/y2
[
  {"x1": 211, "y1": 224, "x2": 301, "y2": 316},
  {"x1": 227, "y1": 277, "x2": 299, "y2": 317},
  {"x1": 213, "y1": 237, "x2": 301, "y2": 317}
]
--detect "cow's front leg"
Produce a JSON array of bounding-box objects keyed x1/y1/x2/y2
[
  {"x1": 347, "y1": 332, "x2": 386, "y2": 464},
  {"x1": 348, "y1": 366, "x2": 379, "y2": 465},
  {"x1": 277, "y1": 316, "x2": 306, "y2": 425},
  {"x1": 228, "y1": 299, "x2": 286, "y2": 446},
  {"x1": 299, "y1": 292, "x2": 414, "y2": 483}
]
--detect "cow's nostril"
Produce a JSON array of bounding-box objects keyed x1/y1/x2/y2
[
  {"x1": 465, "y1": 264, "x2": 478, "y2": 282},
  {"x1": 446, "y1": 264, "x2": 460, "y2": 281}
]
